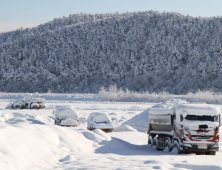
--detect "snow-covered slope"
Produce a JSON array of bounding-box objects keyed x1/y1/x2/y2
[
  {"x1": 123, "y1": 109, "x2": 149, "y2": 133},
  {"x1": 2, "y1": 12, "x2": 222, "y2": 94}
]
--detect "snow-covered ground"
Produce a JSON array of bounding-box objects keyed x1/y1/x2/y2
[{"x1": 0, "y1": 93, "x2": 222, "y2": 170}]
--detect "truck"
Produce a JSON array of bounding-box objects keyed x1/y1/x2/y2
[
  {"x1": 11, "y1": 94, "x2": 46, "y2": 109},
  {"x1": 147, "y1": 100, "x2": 221, "y2": 155},
  {"x1": 54, "y1": 105, "x2": 79, "y2": 127}
]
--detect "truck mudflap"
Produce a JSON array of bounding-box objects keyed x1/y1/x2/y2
[{"x1": 181, "y1": 143, "x2": 219, "y2": 152}]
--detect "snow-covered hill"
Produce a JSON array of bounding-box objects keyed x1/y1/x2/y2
[
  {"x1": 0, "y1": 94, "x2": 222, "y2": 170},
  {"x1": 1, "y1": 11, "x2": 222, "y2": 94}
]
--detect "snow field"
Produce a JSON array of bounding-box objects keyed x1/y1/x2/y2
[{"x1": 0, "y1": 96, "x2": 222, "y2": 170}]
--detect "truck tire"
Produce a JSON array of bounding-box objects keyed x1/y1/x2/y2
[
  {"x1": 173, "y1": 140, "x2": 182, "y2": 154},
  {"x1": 31, "y1": 106, "x2": 39, "y2": 109},
  {"x1": 153, "y1": 136, "x2": 157, "y2": 146},
  {"x1": 154, "y1": 137, "x2": 163, "y2": 151},
  {"x1": 154, "y1": 137, "x2": 158, "y2": 150},
  {"x1": 164, "y1": 138, "x2": 172, "y2": 152},
  {"x1": 148, "y1": 136, "x2": 154, "y2": 147},
  {"x1": 15, "y1": 105, "x2": 21, "y2": 109},
  {"x1": 206, "y1": 151, "x2": 216, "y2": 155}
]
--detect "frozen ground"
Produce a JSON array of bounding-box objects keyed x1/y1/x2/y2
[{"x1": 0, "y1": 93, "x2": 222, "y2": 170}]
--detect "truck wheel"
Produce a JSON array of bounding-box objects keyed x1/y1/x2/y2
[
  {"x1": 148, "y1": 136, "x2": 154, "y2": 147},
  {"x1": 173, "y1": 140, "x2": 182, "y2": 154},
  {"x1": 154, "y1": 137, "x2": 158, "y2": 150},
  {"x1": 31, "y1": 106, "x2": 39, "y2": 109},
  {"x1": 206, "y1": 151, "x2": 216, "y2": 155},
  {"x1": 164, "y1": 139, "x2": 172, "y2": 152},
  {"x1": 153, "y1": 136, "x2": 157, "y2": 146},
  {"x1": 15, "y1": 105, "x2": 21, "y2": 109},
  {"x1": 154, "y1": 137, "x2": 163, "y2": 151},
  {"x1": 196, "y1": 152, "x2": 205, "y2": 155}
]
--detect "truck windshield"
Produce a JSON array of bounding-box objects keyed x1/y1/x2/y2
[{"x1": 185, "y1": 115, "x2": 218, "y2": 122}]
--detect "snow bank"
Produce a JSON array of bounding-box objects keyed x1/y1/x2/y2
[
  {"x1": 114, "y1": 124, "x2": 137, "y2": 132},
  {"x1": 123, "y1": 109, "x2": 149, "y2": 132},
  {"x1": 0, "y1": 124, "x2": 94, "y2": 170},
  {"x1": 82, "y1": 129, "x2": 111, "y2": 144}
]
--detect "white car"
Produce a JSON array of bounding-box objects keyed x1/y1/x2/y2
[
  {"x1": 54, "y1": 105, "x2": 78, "y2": 127},
  {"x1": 87, "y1": 112, "x2": 114, "y2": 132}
]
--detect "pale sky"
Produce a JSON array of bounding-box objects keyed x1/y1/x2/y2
[{"x1": 1, "y1": 0, "x2": 222, "y2": 33}]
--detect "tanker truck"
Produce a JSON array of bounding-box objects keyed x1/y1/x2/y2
[{"x1": 147, "y1": 100, "x2": 221, "y2": 155}]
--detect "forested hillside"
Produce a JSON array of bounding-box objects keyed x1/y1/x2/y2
[{"x1": 1, "y1": 11, "x2": 222, "y2": 93}]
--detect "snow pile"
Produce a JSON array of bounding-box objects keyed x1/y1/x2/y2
[
  {"x1": 54, "y1": 105, "x2": 78, "y2": 120},
  {"x1": 123, "y1": 109, "x2": 149, "y2": 132},
  {"x1": 114, "y1": 124, "x2": 137, "y2": 132},
  {"x1": 0, "y1": 124, "x2": 95, "y2": 170},
  {"x1": 82, "y1": 129, "x2": 111, "y2": 143},
  {"x1": 124, "y1": 99, "x2": 188, "y2": 132},
  {"x1": 150, "y1": 99, "x2": 188, "y2": 109}
]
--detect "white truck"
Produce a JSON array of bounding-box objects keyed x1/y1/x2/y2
[
  {"x1": 147, "y1": 100, "x2": 221, "y2": 155},
  {"x1": 54, "y1": 105, "x2": 79, "y2": 127},
  {"x1": 11, "y1": 94, "x2": 46, "y2": 109}
]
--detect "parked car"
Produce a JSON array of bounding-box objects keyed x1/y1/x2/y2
[
  {"x1": 87, "y1": 112, "x2": 114, "y2": 132},
  {"x1": 54, "y1": 105, "x2": 78, "y2": 127}
]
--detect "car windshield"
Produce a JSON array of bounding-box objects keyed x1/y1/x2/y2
[
  {"x1": 185, "y1": 115, "x2": 218, "y2": 122},
  {"x1": 95, "y1": 121, "x2": 108, "y2": 124}
]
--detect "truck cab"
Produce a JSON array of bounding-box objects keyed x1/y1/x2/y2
[{"x1": 174, "y1": 104, "x2": 220, "y2": 155}]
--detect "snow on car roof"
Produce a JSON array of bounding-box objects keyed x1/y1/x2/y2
[
  {"x1": 87, "y1": 112, "x2": 111, "y2": 123},
  {"x1": 54, "y1": 105, "x2": 78, "y2": 120}
]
